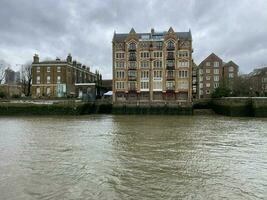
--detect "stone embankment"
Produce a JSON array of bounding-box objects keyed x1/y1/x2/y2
[
  {"x1": 0, "y1": 98, "x2": 266, "y2": 117},
  {"x1": 211, "y1": 97, "x2": 267, "y2": 117}
]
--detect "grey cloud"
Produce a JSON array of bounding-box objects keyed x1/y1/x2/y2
[{"x1": 0, "y1": 0, "x2": 266, "y2": 78}]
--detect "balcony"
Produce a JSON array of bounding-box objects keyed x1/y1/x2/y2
[
  {"x1": 166, "y1": 54, "x2": 175, "y2": 60},
  {"x1": 128, "y1": 47, "x2": 136, "y2": 52},
  {"x1": 128, "y1": 76, "x2": 137, "y2": 81},
  {"x1": 129, "y1": 56, "x2": 136, "y2": 61},
  {"x1": 166, "y1": 46, "x2": 175, "y2": 51},
  {"x1": 166, "y1": 65, "x2": 175, "y2": 70},
  {"x1": 166, "y1": 75, "x2": 175, "y2": 80},
  {"x1": 166, "y1": 86, "x2": 175, "y2": 91},
  {"x1": 128, "y1": 87, "x2": 137, "y2": 92},
  {"x1": 128, "y1": 65, "x2": 137, "y2": 70}
]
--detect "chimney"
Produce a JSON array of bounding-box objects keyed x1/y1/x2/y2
[
  {"x1": 151, "y1": 28, "x2": 155, "y2": 34},
  {"x1": 73, "y1": 60, "x2": 77, "y2": 66},
  {"x1": 82, "y1": 65, "x2": 86, "y2": 69},
  {"x1": 67, "y1": 53, "x2": 72, "y2": 63},
  {"x1": 33, "y1": 54, "x2": 39, "y2": 63}
]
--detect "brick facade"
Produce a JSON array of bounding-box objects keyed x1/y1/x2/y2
[
  {"x1": 31, "y1": 54, "x2": 97, "y2": 98},
  {"x1": 112, "y1": 27, "x2": 193, "y2": 104},
  {"x1": 198, "y1": 53, "x2": 239, "y2": 98}
]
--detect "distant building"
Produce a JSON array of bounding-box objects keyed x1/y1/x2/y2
[
  {"x1": 223, "y1": 61, "x2": 239, "y2": 90},
  {"x1": 248, "y1": 66, "x2": 267, "y2": 96},
  {"x1": 15, "y1": 71, "x2": 21, "y2": 83},
  {"x1": 192, "y1": 62, "x2": 198, "y2": 99},
  {"x1": 198, "y1": 53, "x2": 224, "y2": 98},
  {"x1": 102, "y1": 79, "x2": 112, "y2": 92},
  {"x1": 112, "y1": 27, "x2": 193, "y2": 104},
  {"x1": 31, "y1": 54, "x2": 99, "y2": 99},
  {"x1": 5, "y1": 68, "x2": 16, "y2": 84},
  {"x1": 198, "y1": 53, "x2": 239, "y2": 98},
  {"x1": 0, "y1": 84, "x2": 21, "y2": 97}
]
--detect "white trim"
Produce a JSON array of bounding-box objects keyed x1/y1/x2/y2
[
  {"x1": 32, "y1": 84, "x2": 57, "y2": 86},
  {"x1": 75, "y1": 83, "x2": 96, "y2": 86}
]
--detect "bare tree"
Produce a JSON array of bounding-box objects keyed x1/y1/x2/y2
[
  {"x1": 21, "y1": 62, "x2": 32, "y2": 96},
  {"x1": 0, "y1": 64, "x2": 7, "y2": 84}
]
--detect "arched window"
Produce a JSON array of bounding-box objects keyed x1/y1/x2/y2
[
  {"x1": 167, "y1": 41, "x2": 174, "y2": 50},
  {"x1": 129, "y1": 42, "x2": 136, "y2": 50}
]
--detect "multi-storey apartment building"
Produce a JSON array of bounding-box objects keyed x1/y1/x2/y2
[
  {"x1": 198, "y1": 53, "x2": 239, "y2": 98},
  {"x1": 198, "y1": 53, "x2": 223, "y2": 98},
  {"x1": 112, "y1": 27, "x2": 193, "y2": 104},
  {"x1": 31, "y1": 54, "x2": 97, "y2": 98}
]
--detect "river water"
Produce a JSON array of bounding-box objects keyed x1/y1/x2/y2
[{"x1": 0, "y1": 115, "x2": 266, "y2": 200}]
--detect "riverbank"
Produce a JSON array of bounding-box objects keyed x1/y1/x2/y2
[
  {"x1": 211, "y1": 97, "x2": 267, "y2": 117},
  {"x1": 0, "y1": 97, "x2": 266, "y2": 117},
  {"x1": 0, "y1": 102, "x2": 191, "y2": 115}
]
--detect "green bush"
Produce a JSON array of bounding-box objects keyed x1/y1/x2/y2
[
  {"x1": 11, "y1": 94, "x2": 20, "y2": 99},
  {"x1": 212, "y1": 85, "x2": 231, "y2": 98},
  {"x1": 0, "y1": 91, "x2": 6, "y2": 98}
]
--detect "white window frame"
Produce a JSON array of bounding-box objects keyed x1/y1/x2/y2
[
  {"x1": 47, "y1": 76, "x2": 51, "y2": 84},
  {"x1": 57, "y1": 76, "x2": 61, "y2": 84}
]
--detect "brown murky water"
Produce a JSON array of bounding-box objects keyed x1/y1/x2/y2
[{"x1": 0, "y1": 115, "x2": 266, "y2": 199}]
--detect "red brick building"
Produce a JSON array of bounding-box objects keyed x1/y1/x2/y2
[{"x1": 197, "y1": 53, "x2": 239, "y2": 98}]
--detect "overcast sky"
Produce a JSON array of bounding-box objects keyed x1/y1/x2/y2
[{"x1": 0, "y1": 0, "x2": 266, "y2": 78}]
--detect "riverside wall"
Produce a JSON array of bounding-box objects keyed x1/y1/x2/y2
[
  {"x1": 0, "y1": 98, "x2": 266, "y2": 117},
  {"x1": 211, "y1": 97, "x2": 267, "y2": 117}
]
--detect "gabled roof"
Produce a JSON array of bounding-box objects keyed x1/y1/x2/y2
[
  {"x1": 113, "y1": 28, "x2": 192, "y2": 42},
  {"x1": 199, "y1": 53, "x2": 223, "y2": 66},
  {"x1": 168, "y1": 27, "x2": 174, "y2": 33},
  {"x1": 224, "y1": 60, "x2": 239, "y2": 67},
  {"x1": 129, "y1": 27, "x2": 136, "y2": 34},
  {"x1": 248, "y1": 66, "x2": 267, "y2": 77}
]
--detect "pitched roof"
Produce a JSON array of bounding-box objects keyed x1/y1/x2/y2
[
  {"x1": 224, "y1": 60, "x2": 239, "y2": 67},
  {"x1": 199, "y1": 53, "x2": 223, "y2": 66},
  {"x1": 248, "y1": 66, "x2": 267, "y2": 76},
  {"x1": 113, "y1": 29, "x2": 192, "y2": 42}
]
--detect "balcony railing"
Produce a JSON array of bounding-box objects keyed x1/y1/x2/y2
[
  {"x1": 166, "y1": 75, "x2": 175, "y2": 80},
  {"x1": 166, "y1": 55, "x2": 175, "y2": 60},
  {"x1": 128, "y1": 47, "x2": 136, "y2": 52},
  {"x1": 166, "y1": 65, "x2": 175, "y2": 70},
  {"x1": 128, "y1": 87, "x2": 137, "y2": 91},
  {"x1": 129, "y1": 56, "x2": 136, "y2": 61},
  {"x1": 166, "y1": 46, "x2": 175, "y2": 51},
  {"x1": 128, "y1": 66, "x2": 137, "y2": 70},
  {"x1": 166, "y1": 86, "x2": 175, "y2": 91},
  {"x1": 128, "y1": 76, "x2": 137, "y2": 81}
]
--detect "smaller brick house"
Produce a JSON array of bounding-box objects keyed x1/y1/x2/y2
[
  {"x1": 31, "y1": 54, "x2": 99, "y2": 99},
  {"x1": 197, "y1": 53, "x2": 239, "y2": 98}
]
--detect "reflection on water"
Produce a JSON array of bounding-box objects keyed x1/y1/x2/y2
[{"x1": 0, "y1": 115, "x2": 266, "y2": 199}]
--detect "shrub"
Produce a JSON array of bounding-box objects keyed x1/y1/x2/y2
[
  {"x1": 0, "y1": 91, "x2": 6, "y2": 98},
  {"x1": 11, "y1": 94, "x2": 20, "y2": 99},
  {"x1": 211, "y1": 85, "x2": 231, "y2": 98}
]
